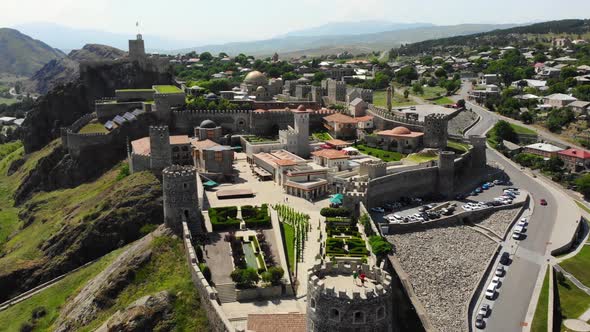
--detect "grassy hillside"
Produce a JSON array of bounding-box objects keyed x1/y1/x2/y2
[
  {"x1": 0, "y1": 235, "x2": 209, "y2": 332},
  {"x1": 0, "y1": 28, "x2": 64, "y2": 76}
]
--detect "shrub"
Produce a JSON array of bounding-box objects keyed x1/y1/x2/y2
[
  {"x1": 116, "y1": 163, "x2": 130, "y2": 181},
  {"x1": 20, "y1": 323, "x2": 34, "y2": 332},
  {"x1": 320, "y1": 207, "x2": 350, "y2": 218},
  {"x1": 231, "y1": 267, "x2": 260, "y2": 288},
  {"x1": 267, "y1": 266, "x2": 284, "y2": 285},
  {"x1": 31, "y1": 306, "x2": 47, "y2": 320},
  {"x1": 369, "y1": 236, "x2": 393, "y2": 256},
  {"x1": 199, "y1": 263, "x2": 212, "y2": 283},
  {"x1": 242, "y1": 204, "x2": 271, "y2": 228},
  {"x1": 209, "y1": 206, "x2": 240, "y2": 231}
]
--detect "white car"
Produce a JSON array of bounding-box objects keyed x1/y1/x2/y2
[
  {"x1": 491, "y1": 275, "x2": 501, "y2": 287},
  {"x1": 393, "y1": 214, "x2": 403, "y2": 220},
  {"x1": 512, "y1": 231, "x2": 521, "y2": 240},
  {"x1": 517, "y1": 219, "x2": 528, "y2": 227},
  {"x1": 463, "y1": 204, "x2": 473, "y2": 211},
  {"x1": 514, "y1": 225, "x2": 526, "y2": 233}
]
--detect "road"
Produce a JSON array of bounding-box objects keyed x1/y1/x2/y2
[{"x1": 462, "y1": 88, "x2": 561, "y2": 332}]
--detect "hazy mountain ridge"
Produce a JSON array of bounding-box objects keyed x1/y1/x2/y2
[
  {"x1": 175, "y1": 23, "x2": 518, "y2": 57},
  {"x1": 0, "y1": 28, "x2": 65, "y2": 76},
  {"x1": 282, "y1": 20, "x2": 435, "y2": 37}
]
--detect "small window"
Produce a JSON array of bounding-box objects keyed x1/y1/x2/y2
[
  {"x1": 377, "y1": 306, "x2": 386, "y2": 320},
  {"x1": 310, "y1": 299, "x2": 316, "y2": 309},
  {"x1": 353, "y1": 311, "x2": 365, "y2": 324},
  {"x1": 329, "y1": 308, "x2": 340, "y2": 321},
  {"x1": 183, "y1": 183, "x2": 188, "y2": 189}
]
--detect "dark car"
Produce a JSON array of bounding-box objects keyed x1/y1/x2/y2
[
  {"x1": 475, "y1": 314, "x2": 486, "y2": 329},
  {"x1": 540, "y1": 199, "x2": 547, "y2": 206},
  {"x1": 500, "y1": 252, "x2": 510, "y2": 265}
]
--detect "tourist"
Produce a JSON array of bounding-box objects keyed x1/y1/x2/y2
[
  {"x1": 360, "y1": 273, "x2": 366, "y2": 286},
  {"x1": 353, "y1": 270, "x2": 358, "y2": 285}
]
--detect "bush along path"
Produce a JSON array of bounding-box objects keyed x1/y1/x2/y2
[{"x1": 273, "y1": 204, "x2": 310, "y2": 275}]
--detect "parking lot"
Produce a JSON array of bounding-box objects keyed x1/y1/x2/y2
[{"x1": 370, "y1": 180, "x2": 521, "y2": 226}]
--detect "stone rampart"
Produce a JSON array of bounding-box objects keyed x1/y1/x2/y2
[
  {"x1": 181, "y1": 222, "x2": 235, "y2": 332},
  {"x1": 172, "y1": 109, "x2": 251, "y2": 134},
  {"x1": 95, "y1": 101, "x2": 144, "y2": 122},
  {"x1": 366, "y1": 167, "x2": 439, "y2": 208},
  {"x1": 367, "y1": 104, "x2": 424, "y2": 132},
  {"x1": 69, "y1": 113, "x2": 97, "y2": 133}
]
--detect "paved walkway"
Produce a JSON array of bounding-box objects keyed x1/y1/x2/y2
[{"x1": 206, "y1": 231, "x2": 234, "y2": 285}]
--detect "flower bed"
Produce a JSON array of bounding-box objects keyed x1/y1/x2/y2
[{"x1": 242, "y1": 204, "x2": 271, "y2": 228}]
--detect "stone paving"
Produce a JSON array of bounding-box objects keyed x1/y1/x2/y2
[
  {"x1": 387, "y1": 219, "x2": 499, "y2": 332},
  {"x1": 476, "y1": 207, "x2": 521, "y2": 237},
  {"x1": 448, "y1": 108, "x2": 478, "y2": 136}
]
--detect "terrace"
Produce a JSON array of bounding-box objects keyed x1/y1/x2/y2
[{"x1": 153, "y1": 85, "x2": 183, "y2": 94}]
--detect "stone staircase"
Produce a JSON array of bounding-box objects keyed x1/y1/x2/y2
[{"x1": 216, "y1": 283, "x2": 237, "y2": 303}]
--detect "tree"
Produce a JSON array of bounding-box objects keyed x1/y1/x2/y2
[
  {"x1": 575, "y1": 174, "x2": 590, "y2": 199},
  {"x1": 394, "y1": 66, "x2": 418, "y2": 85},
  {"x1": 199, "y1": 52, "x2": 213, "y2": 61},
  {"x1": 403, "y1": 90, "x2": 410, "y2": 99},
  {"x1": 457, "y1": 99, "x2": 466, "y2": 109},
  {"x1": 412, "y1": 83, "x2": 424, "y2": 95},
  {"x1": 434, "y1": 68, "x2": 447, "y2": 78},
  {"x1": 231, "y1": 268, "x2": 260, "y2": 288},
  {"x1": 520, "y1": 111, "x2": 534, "y2": 124},
  {"x1": 493, "y1": 120, "x2": 518, "y2": 143}
]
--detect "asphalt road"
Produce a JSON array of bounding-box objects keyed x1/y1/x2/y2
[{"x1": 465, "y1": 98, "x2": 558, "y2": 332}]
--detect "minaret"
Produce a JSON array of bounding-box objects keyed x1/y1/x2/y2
[{"x1": 386, "y1": 86, "x2": 393, "y2": 112}]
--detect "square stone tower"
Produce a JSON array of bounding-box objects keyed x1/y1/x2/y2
[
  {"x1": 129, "y1": 34, "x2": 146, "y2": 62},
  {"x1": 149, "y1": 126, "x2": 172, "y2": 174}
]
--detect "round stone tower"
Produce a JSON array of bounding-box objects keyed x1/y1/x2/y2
[
  {"x1": 437, "y1": 151, "x2": 456, "y2": 199},
  {"x1": 162, "y1": 165, "x2": 202, "y2": 234},
  {"x1": 423, "y1": 114, "x2": 449, "y2": 149},
  {"x1": 307, "y1": 261, "x2": 395, "y2": 332},
  {"x1": 469, "y1": 135, "x2": 487, "y2": 169},
  {"x1": 149, "y1": 126, "x2": 172, "y2": 174}
]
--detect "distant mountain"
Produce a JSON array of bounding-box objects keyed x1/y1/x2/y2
[
  {"x1": 398, "y1": 19, "x2": 590, "y2": 55},
  {"x1": 12, "y1": 22, "x2": 193, "y2": 53},
  {"x1": 283, "y1": 21, "x2": 434, "y2": 37},
  {"x1": 0, "y1": 28, "x2": 65, "y2": 76},
  {"x1": 27, "y1": 44, "x2": 126, "y2": 94},
  {"x1": 175, "y1": 23, "x2": 518, "y2": 57}
]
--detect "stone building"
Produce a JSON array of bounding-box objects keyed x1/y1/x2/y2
[
  {"x1": 195, "y1": 119, "x2": 223, "y2": 143},
  {"x1": 191, "y1": 138, "x2": 235, "y2": 181},
  {"x1": 279, "y1": 105, "x2": 311, "y2": 158},
  {"x1": 129, "y1": 126, "x2": 192, "y2": 173},
  {"x1": 162, "y1": 165, "x2": 202, "y2": 234},
  {"x1": 373, "y1": 126, "x2": 424, "y2": 154},
  {"x1": 323, "y1": 79, "x2": 347, "y2": 104},
  {"x1": 423, "y1": 114, "x2": 449, "y2": 149},
  {"x1": 307, "y1": 261, "x2": 395, "y2": 332},
  {"x1": 239, "y1": 71, "x2": 283, "y2": 99},
  {"x1": 128, "y1": 34, "x2": 146, "y2": 62}
]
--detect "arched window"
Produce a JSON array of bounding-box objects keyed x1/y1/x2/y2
[
  {"x1": 310, "y1": 298, "x2": 316, "y2": 309},
  {"x1": 329, "y1": 308, "x2": 340, "y2": 321},
  {"x1": 353, "y1": 311, "x2": 365, "y2": 324},
  {"x1": 377, "y1": 306, "x2": 386, "y2": 320}
]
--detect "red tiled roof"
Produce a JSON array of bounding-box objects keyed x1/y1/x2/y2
[
  {"x1": 312, "y1": 149, "x2": 349, "y2": 159},
  {"x1": 131, "y1": 137, "x2": 151, "y2": 156},
  {"x1": 274, "y1": 159, "x2": 297, "y2": 166},
  {"x1": 170, "y1": 135, "x2": 190, "y2": 145},
  {"x1": 325, "y1": 139, "x2": 351, "y2": 147},
  {"x1": 558, "y1": 148, "x2": 590, "y2": 159},
  {"x1": 354, "y1": 115, "x2": 374, "y2": 122},
  {"x1": 323, "y1": 113, "x2": 358, "y2": 124},
  {"x1": 247, "y1": 313, "x2": 306, "y2": 332},
  {"x1": 191, "y1": 138, "x2": 219, "y2": 150},
  {"x1": 377, "y1": 127, "x2": 424, "y2": 138}
]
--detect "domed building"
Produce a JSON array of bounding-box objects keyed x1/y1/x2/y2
[
  {"x1": 195, "y1": 119, "x2": 223, "y2": 142},
  {"x1": 240, "y1": 70, "x2": 283, "y2": 100},
  {"x1": 375, "y1": 126, "x2": 425, "y2": 153}
]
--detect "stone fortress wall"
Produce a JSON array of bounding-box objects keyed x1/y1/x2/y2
[
  {"x1": 95, "y1": 99, "x2": 146, "y2": 122},
  {"x1": 307, "y1": 261, "x2": 395, "y2": 332}
]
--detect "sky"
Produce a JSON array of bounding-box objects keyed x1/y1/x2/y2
[{"x1": 3, "y1": 0, "x2": 590, "y2": 45}]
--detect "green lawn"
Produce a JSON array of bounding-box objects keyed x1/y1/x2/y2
[
  {"x1": 0, "y1": 142, "x2": 25, "y2": 247},
  {"x1": 355, "y1": 144, "x2": 404, "y2": 162},
  {"x1": 557, "y1": 275, "x2": 590, "y2": 323},
  {"x1": 373, "y1": 90, "x2": 415, "y2": 108},
  {"x1": 531, "y1": 266, "x2": 550, "y2": 332},
  {"x1": 78, "y1": 122, "x2": 108, "y2": 134},
  {"x1": 432, "y1": 96, "x2": 455, "y2": 105},
  {"x1": 0, "y1": 97, "x2": 17, "y2": 105},
  {"x1": 115, "y1": 88, "x2": 154, "y2": 93},
  {"x1": 447, "y1": 140, "x2": 470, "y2": 153},
  {"x1": 510, "y1": 123, "x2": 536, "y2": 135},
  {"x1": 403, "y1": 152, "x2": 438, "y2": 164},
  {"x1": 153, "y1": 85, "x2": 183, "y2": 94},
  {"x1": 560, "y1": 246, "x2": 590, "y2": 288},
  {"x1": 575, "y1": 201, "x2": 590, "y2": 215},
  {"x1": 0, "y1": 246, "x2": 124, "y2": 332},
  {"x1": 281, "y1": 222, "x2": 295, "y2": 273},
  {"x1": 413, "y1": 86, "x2": 447, "y2": 100},
  {"x1": 312, "y1": 132, "x2": 333, "y2": 141}
]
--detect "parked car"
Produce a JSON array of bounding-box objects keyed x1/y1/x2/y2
[
  {"x1": 495, "y1": 266, "x2": 505, "y2": 277},
  {"x1": 478, "y1": 304, "x2": 490, "y2": 317},
  {"x1": 491, "y1": 275, "x2": 501, "y2": 287},
  {"x1": 517, "y1": 218, "x2": 528, "y2": 227},
  {"x1": 418, "y1": 206, "x2": 427, "y2": 212},
  {"x1": 475, "y1": 187, "x2": 483, "y2": 194},
  {"x1": 500, "y1": 252, "x2": 510, "y2": 265},
  {"x1": 371, "y1": 207, "x2": 385, "y2": 213},
  {"x1": 514, "y1": 225, "x2": 526, "y2": 234},
  {"x1": 540, "y1": 199, "x2": 547, "y2": 206},
  {"x1": 512, "y1": 231, "x2": 521, "y2": 240},
  {"x1": 475, "y1": 314, "x2": 486, "y2": 329},
  {"x1": 485, "y1": 283, "x2": 497, "y2": 300}
]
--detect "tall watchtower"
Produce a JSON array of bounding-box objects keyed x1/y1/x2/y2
[
  {"x1": 423, "y1": 114, "x2": 449, "y2": 149},
  {"x1": 162, "y1": 165, "x2": 202, "y2": 234},
  {"x1": 129, "y1": 34, "x2": 146, "y2": 62},
  {"x1": 469, "y1": 135, "x2": 487, "y2": 169},
  {"x1": 294, "y1": 105, "x2": 310, "y2": 158},
  {"x1": 149, "y1": 126, "x2": 171, "y2": 174},
  {"x1": 437, "y1": 151, "x2": 456, "y2": 199}
]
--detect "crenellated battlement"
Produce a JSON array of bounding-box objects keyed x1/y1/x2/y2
[
  {"x1": 173, "y1": 109, "x2": 252, "y2": 115},
  {"x1": 367, "y1": 104, "x2": 425, "y2": 127},
  {"x1": 163, "y1": 165, "x2": 197, "y2": 179}
]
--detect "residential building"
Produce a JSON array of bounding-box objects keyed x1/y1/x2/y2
[
  {"x1": 542, "y1": 94, "x2": 578, "y2": 108},
  {"x1": 311, "y1": 149, "x2": 350, "y2": 172},
  {"x1": 558, "y1": 148, "x2": 590, "y2": 172},
  {"x1": 567, "y1": 101, "x2": 590, "y2": 114},
  {"x1": 523, "y1": 142, "x2": 564, "y2": 158}
]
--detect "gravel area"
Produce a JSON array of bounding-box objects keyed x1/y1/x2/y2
[
  {"x1": 448, "y1": 109, "x2": 478, "y2": 136},
  {"x1": 387, "y1": 222, "x2": 496, "y2": 332},
  {"x1": 476, "y1": 207, "x2": 521, "y2": 238}
]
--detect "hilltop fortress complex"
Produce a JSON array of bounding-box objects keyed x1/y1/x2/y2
[{"x1": 54, "y1": 35, "x2": 489, "y2": 331}]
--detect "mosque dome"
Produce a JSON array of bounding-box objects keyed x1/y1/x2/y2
[
  {"x1": 205, "y1": 92, "x2": 218, "y2": 100},
  {"x1": 297, "y1": 105, "x2": 307, "y2": 112},
  {"x1": 200, "y1": 119, "x2": 217, "y2": 129},
  {"x1": 244, "y1": 70, "x2": 269, "y2": 86},
  {"x1": 256, "y1": 85, "x2": 266, "y2": 93},
  {"x1": 390, "y1": 126, "x2": 412, "y2": 135}
]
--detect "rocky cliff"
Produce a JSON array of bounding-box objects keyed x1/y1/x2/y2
[
  {"x1": 27, "y1": 44, "x2": 126, "y2": 94},
  {"x1": 22, "y1": 59, "x2": 173, "y2": 153}
]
